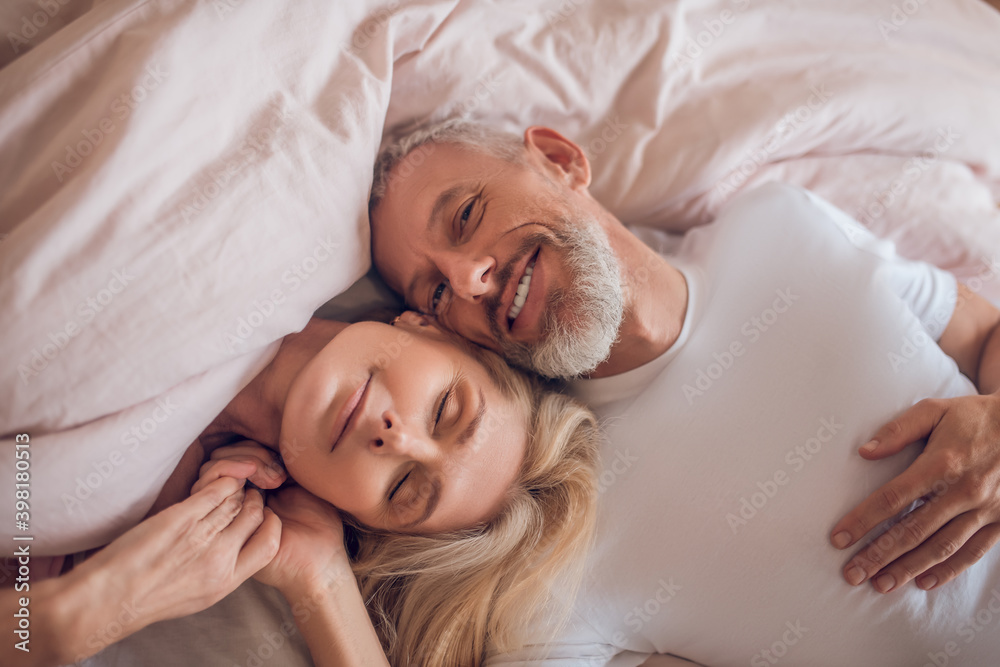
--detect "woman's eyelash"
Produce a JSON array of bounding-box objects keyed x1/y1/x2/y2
[
  {"x1": 435, "y1": 389, "x2": 451, "y2": 426},
  {"x1": 390, "y1": 471, "x2": 410, "y2": 500}
]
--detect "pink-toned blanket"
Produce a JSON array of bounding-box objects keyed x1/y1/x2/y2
[{"x1": 1, "y1": 0, "x2": 998, "y2": 565}]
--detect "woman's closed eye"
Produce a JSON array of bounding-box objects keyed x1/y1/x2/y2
[
  {"x1": 389, "y1": 468, "x2": 431, "y2": 520},
  {"x1": 389, "y1": 470, "x2": 411, "y2": 501},
  {"x1": 435, "y1": 388, "x2": 450, "y2": 427},
  {"x1": 433, "y1": 376, "x2": 463, "y2": 434}
]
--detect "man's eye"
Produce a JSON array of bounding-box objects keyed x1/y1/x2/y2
[
  {"x1": 430, "y1": 283, "x2": 447, "y2": 312},
  {"x1": 459, "y1": 201, "x2": 475, "y2": 231}
]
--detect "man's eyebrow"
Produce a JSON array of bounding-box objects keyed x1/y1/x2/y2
[
  {"x1": 403, "y1": 183, "x2": 468, "y2": 307},
  {"x1": 401, "y1": 388, "x2": 485, "y2": 530},
  {"x1": 430, "y1": 183, "x2": 467, "y2": 231}
]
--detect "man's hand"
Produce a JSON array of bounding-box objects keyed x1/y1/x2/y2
[
  {"x1": 253, "y1": 485, "x2": 351, "y2": 596},
  {"x1": 830, "y1": 396, "x2": 1000, "y2": 593}
]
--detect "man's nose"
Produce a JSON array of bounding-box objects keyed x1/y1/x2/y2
[{"x1": 440, "y1": 251, "x2": 496, "y2": 301}]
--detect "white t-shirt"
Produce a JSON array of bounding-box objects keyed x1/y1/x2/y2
[{"x1": 488, "y1": 183, "x2": 1000, "y2": 667}]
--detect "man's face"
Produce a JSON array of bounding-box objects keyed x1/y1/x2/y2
[{"x1": 371, "y1": 140, "x2": 624, "y2": 378}]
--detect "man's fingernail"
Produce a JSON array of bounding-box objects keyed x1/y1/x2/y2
[
  {"x1": 918, "y1": 575, "x2": 938, "y2": 590},
  {"x1": 846, "y1": 566, "x2": 865, "y2": 586},
  {"x1": 874, "y1": 574, "x2": 896, "y2": 593},
  {"x1": 832, "y1": 531, "x2": 852, "y2": 549},
  {"x1": 860, "y1": 439, "x2": 878, "y2": 454}
]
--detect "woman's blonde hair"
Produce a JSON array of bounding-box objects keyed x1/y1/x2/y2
[{"x1": 346, "y1": 343, "x2": 601, "y2": 666}]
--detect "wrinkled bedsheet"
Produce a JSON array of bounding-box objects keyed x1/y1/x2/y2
[{"x1": 1, "y1": 0, "x2": 998, "y2": 571}]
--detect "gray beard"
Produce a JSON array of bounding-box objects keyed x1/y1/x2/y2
[{"x1": 494, "y1": 221, "x2": 624, "y2": 379}]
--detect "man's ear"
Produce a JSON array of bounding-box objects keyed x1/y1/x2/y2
[{"x1": 523, "y1": 126, "x2": 592, "y2": 191}]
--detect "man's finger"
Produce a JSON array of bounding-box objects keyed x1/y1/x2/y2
[
  {"x1": 845, "y1": 494, "x2": 970, "y2": 589},
  {"x1": 859, "y1": 399, "x2": 945, "y2": 460},
  {"x1": 864, "y1": 513, "x2": 982, "y2": 592},
  {"x1": 916, "y1": 523, "x2": 1000, "y2": 590},
  {"x1": 831, "y1": 463, "x2": 937, "y2": 551},
  {"x1": 234, "y1": 507, "x2": 283, "y2": 581}
]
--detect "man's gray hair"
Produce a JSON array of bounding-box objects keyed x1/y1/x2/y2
[{"x1": 369, "y1": 118, "x2": 525, "y2": 210}]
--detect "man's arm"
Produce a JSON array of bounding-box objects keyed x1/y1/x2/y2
[
  {"x1": 937, "y1": 283, "x2": 1000, "y2": 390},
  {"x1": 831, "y1": 283, "x2": 1000, "y2": 593}
]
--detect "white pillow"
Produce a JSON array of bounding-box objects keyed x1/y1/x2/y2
[{"x1": 0, "y1": 0, "x2": 436, "y2": 554}]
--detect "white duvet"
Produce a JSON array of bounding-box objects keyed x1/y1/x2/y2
[{"x1": 1, "y1": 0, "x2": 999, "y2": 660}]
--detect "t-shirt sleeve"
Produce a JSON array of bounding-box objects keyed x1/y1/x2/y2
[{"x1": 802, "y1": 189, "x2": 958, "y2": 340}]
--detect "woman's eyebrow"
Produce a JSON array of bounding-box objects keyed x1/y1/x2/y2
[
  {"x1": 402, "y1": 477, "x2": 441, "y2": 529},
  {"x1": 457, "y1": 388, "x2": 487, "y2": 449},
  {"x1": 401, "y1": 388, "x2": 485, "y2": 530}
]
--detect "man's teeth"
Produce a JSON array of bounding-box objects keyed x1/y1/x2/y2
[{"x1": 507, "y1": 259, "x2": 535, "y2": 321}]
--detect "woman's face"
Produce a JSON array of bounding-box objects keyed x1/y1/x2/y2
[{"x1": 279, "y1": 314, "x2": 528, "y2": 534}]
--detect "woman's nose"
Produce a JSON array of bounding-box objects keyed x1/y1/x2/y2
[{"x1": 372, "y1": 409, "x2": 431, "y2": 458}]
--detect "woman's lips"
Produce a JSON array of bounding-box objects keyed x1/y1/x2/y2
[{"x1": 330, "y1": 375, "x2": 371, "y2": 452}]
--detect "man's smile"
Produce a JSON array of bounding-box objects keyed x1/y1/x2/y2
[{"x1": 507, "y1": 253, "x2": 535, "y2": 322}]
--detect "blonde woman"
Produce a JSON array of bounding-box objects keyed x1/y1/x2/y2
[{"x1": 1, "y1": 311, "x2": 601, "y2": 667}]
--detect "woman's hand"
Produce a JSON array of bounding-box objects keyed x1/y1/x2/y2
[
  {"x1": 252, "y1": 487, "x2": 391, "y2": 667},
  {"x1": 78, "y1": 476, "x2": 281, "y2": 629},
  {"x1": 191, "y1": 440, "x2": 287, "y2": 494},
  {"x1": 253, "y1": 485, "x2": 351, "y2": 596},
  {"x1": 14, "y1": 477, "x2": 281, "y2": 667}
]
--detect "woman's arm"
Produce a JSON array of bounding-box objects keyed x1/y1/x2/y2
[
  {"x1": 0, "y1": 566, "x2": 103, "y2": 666},
  {"x1": 2, "y1": 477, "x2": 278, "y2": 666},
  {"x1": 252, "y1": 486, "x2": 389, "y2": 666},
  {"x1": 277, "y1": 563, "x2": 389, "y2": 667}
]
